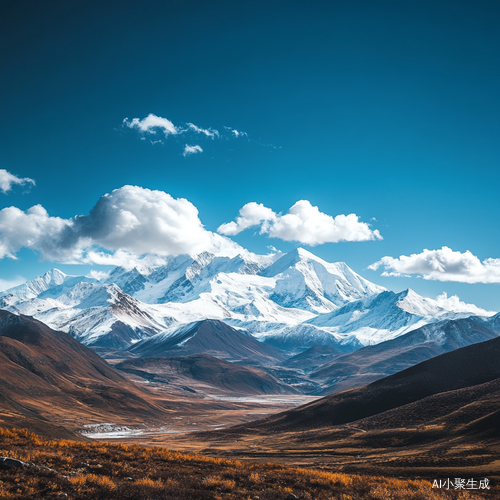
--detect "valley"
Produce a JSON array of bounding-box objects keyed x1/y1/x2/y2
[{"x1": 0, "y1": 248, "x2": 499, "y2": 496}]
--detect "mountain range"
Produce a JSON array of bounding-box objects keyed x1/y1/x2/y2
[
  {"x1": 228, "y1": 333, "x2": 500, "y2": 434},
  {"x1": 309, "y1": 314, "x2": 500, "y2": 394},
  {"x1": 0, "y1": 247, "x2": 494, "y2": 355}
]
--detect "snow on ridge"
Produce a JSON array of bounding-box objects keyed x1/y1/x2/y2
[{"x1": 0, "y1": 248, "x2": 494, "y2": 350}]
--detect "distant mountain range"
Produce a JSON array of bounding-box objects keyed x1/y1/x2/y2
[
  {"x1": 0, "y1": 247, "x2": 494, "y2": 354},
  {"x1": 309, "y1": 315, "x2": 500, "y2": 394},
  {"x1": 233, "y1": 332, "x2": 500, "y2": 435},
  {"x1": 129, "y1": 319, "x2": 285, "y2": 365}
]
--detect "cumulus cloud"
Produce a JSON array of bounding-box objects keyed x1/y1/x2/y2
[
  {"x1": 124, "y1": 114, "x2": 179, "y2": 136},
  {"x1": 183, "y1": 144, "x2": 203, "y2": 156},
  {"x1": 0, "y1": 169, "x2": 35, "y2": 193},
  {"x1": 218, "y1": 202, "x2": 276, "y2": 236},
  {"x1": 434, "y1": 292, "x2": 495, "y2": 316},
  {"x1": 0, "y1": 186, "x2": 242, "y2": 266},
  {"x1": 0, "y1": 205, "x2": 71, "y2": 260},
  {"x1": 218, "y1": 200, "x2": 382, "y2": 245},
  {"x1": 369, "y1": 246, "x2": 500, "y2": 284}
]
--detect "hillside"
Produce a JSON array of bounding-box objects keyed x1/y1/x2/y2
[
  {"x1": 129, "y1": 319, "x2": 286, "y2": 365},
  {"x1": 0, "y1": 311, "x2": 167, "y2": 437},
  {"x1": 161, "y1": 335, "x2": 500, "y2": 480},
  {"x1": 115, "y1": 353, "x2": 297, "y2": 395},
  {"x1": 235, "y1": 335, "x2": 500, "y2": 433}
]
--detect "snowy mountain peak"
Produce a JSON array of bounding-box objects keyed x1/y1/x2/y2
[
  {"x1": 294, "y1": 247, "x2": 320, "y2": 260},
  {"x1": 43, "y1": 268, "x2": 67, "y2": 284},
  {"x1": 0, "y1": 268, "x2": 71, "y2": 301},
  {"x1": 259, "y1": 248, "x2": 320, "y2": 277},
  {"x1": 257, "y1": 248, "x2": 386, "y2": 313},
  {"x1": 396, "y1": 288, "x2": 447, "y2": 317},
  {"x1": 0, "y1": 246, "x2": 494, "y2": 351}
]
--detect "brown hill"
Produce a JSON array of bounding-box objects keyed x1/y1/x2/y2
[
  {"x1": 236, "y1": 334, "x2": 500, "y2": 433},
  {"x1": 115, "y1": 353, "x2": 298, "y2": 396},
  {"x1": 0, "y1": 310, "x2": 167, "y2": 437},
  {"x1": 129, "y1": 319, "x2": 286, "y2": 365}
]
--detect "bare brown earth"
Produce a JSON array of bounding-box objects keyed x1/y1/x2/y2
[
  {"x1": 0, "y1": 310, "x2": 167, "y2": 439},
  {"x1": 106, "y1": 391, "x2": 500, "y2": 484}
]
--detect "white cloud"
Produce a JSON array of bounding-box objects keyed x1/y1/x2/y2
[
  {"x1": 124, "y1": 115, "x2": 252, "y2": 156},
  {"x1": 187, "y1": 123, "x2": 218, "y2": 138},
  {"x1": 369, "y1": 246, "x2": 500, "y2": 284},
  {"x1": 218, "y1": 200, "x2": 382, "y2": 245},
  {"x1": 0, "y1": 185, "x2": 243, "y2": 265},
  {"x1": 183, "y1": 144, "x2": 203, "y2": 156},
  {"x1": 0, "y1": 205, "x2": 71, "y2": 260},
  {"x1": 434, "y1": 292, "x2": 495, "y2": 316},
  {"x1": 0, "y1": 169, "x2": 35, "y2": 193},
  {"x1": 223, "y1": 126, "x2": 247, "y2": 138},
  {"x1": 124, "y1": 114, "x2": 220, "y2": 141},
  {"x1": 124, "y1": 114, "x2": 179, "y2": 136},
  {"x1": 86, "y1": 270, "x2": 110, "y2": 282},
  {"x1": 218, "y1": 202, "x2": 276, "y2": 236}
]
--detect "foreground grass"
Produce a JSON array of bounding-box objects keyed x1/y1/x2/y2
[{"x1": 0, "y1": 428, "x2": 494, "y2": 499}]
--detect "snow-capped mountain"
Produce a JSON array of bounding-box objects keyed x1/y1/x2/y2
[
  {"x1": 309, "y1": 313, "x2": 500, "y2": 394},
  {"x1": 303, "y1": 288, "x2": 484, "y2": 345},
  {"x1": 260, "y1": 248, "x2": 385, "y2": 313},
  {"x1": 2, "y1": 268, "x2": 96, "y2": 302},
  {"x1": 0, "y1": 278, "x2": 176, "y2": 349},
  {"x1": 0, "y1": 248, "x2": 494, "y2": 350}
]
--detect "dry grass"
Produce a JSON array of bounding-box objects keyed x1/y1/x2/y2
[{"x1": 0, "y1": 427, "x2": 495, "y2": 499}]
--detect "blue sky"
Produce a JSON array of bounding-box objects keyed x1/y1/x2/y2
[{"x1": 0, "y1": 0, "x2": 499, "y2": 309}]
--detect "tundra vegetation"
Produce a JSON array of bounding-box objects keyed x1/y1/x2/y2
[{"x1": 0, "y1": 428, "x2": 495, "y2": 499}]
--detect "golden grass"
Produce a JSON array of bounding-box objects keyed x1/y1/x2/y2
[{"x1": 0, "y1": 427, "x2": 495, "y2": 499}]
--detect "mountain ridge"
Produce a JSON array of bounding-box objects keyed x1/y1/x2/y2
[{"x1": 0, "y1": 248, "x2": 494, "y2": 351}]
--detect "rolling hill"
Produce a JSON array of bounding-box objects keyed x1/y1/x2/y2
[
  {"x1": 0, "y1": 310, "x2": 167, "y2": 437},
  {"x1": 115, "y1": 353, "x2": 298, "y2": 395},
  {"x1": 129, "y1": 319, "x2": 286, "y2": 365},
  {"x1": 235, "y1": 334, "x2": 500, "y2": 433}
]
